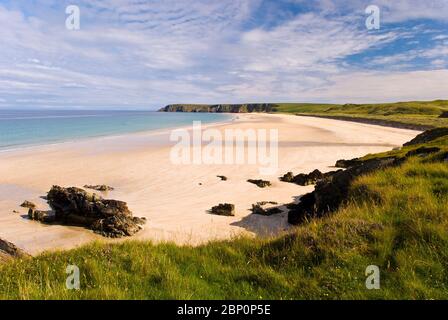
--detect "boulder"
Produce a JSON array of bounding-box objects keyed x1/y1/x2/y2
[
  {"x1": 40, "y1": 185, "x2": 146, "y2": 237},
  {"x1": 335, "y1": 158, "x2": 360, "y2": 168},
  {"x1": 83, "y1": 184, "x2": 115, "y2": 192},
  {"x1": 279, "y1": 172, "x2": 295, "y2": 183},
  {"x1": 217, "y1": 175, "x2": 228, "y2": 181},
  {"x1": 293, "y1": 169, "x2": 324, "y2": 186},
  {"x1": 280, "y1": 169, "x2": 342, "y2": 186},
  {"x1": 247, "y1": 179, "x2": 271, "y2": 188},
  {"x1": 28, "y1": 208, "x2": 55, "y2": 223},
  {"x1": 251, "y1": 202, "x2": 282, "y2": 216},
  {"x1": 20, "y1": 200, "x2": 36, "y2": 209},
  {"x1": 210, "y1": 203, "x2": 235, "y2": 216},
  {"x1": 0, "y1": 238, "x2": 29, "y2": 263}
]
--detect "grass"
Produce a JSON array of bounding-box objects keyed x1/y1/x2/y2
[
  {"x1": 1, "y1": 136, "x2": 447, "y2": 299},
  {"x1": 273, "y1": 100, "x2": 448, "y2": 128}
]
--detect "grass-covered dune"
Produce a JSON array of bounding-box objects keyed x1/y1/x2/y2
[
  {"x1": 1, "y1": 131, "x2": 447, "y2": 300},
  {"x1": 159, "y1": 100, "x2": 448, "y2": 129}
]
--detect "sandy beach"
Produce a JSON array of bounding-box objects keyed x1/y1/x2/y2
[{"x1": 0, "y1": 113, "x2": 420, "y2": 255}]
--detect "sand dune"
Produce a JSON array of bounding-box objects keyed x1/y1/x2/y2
[{"x1": 0, "y1": 114, "x2": 420, "y2": 255}]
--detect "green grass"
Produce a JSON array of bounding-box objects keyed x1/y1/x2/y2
[
  {"x1": 1, "y1": 137, "x2": 447, "y2": 299},
  {"x1": 273, "y1": 100, "x2": 448, "y2": 128}
]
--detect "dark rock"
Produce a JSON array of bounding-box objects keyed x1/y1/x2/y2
[
  {"x1": 257, "y1": 201, "x2": 278, "y2": 206},
  {"x1": 279, "y1": 172, "x2": 295, "y2": 182},
  {"x1": 251, "y1": 202, "x2": 282, "y2": 216},
  {"x1": 403, "y1": 127, "x2": 448, "y2": 146},
  {"x1": 0, "y1": 238, "x2": 29, "y2": 262},
  {"x1": 439, "y1": 111, "x2": 448, "y2": 118},
  {"x1": 335, "y1": 158, "x2": 360, "y2": 168},
  {"x1": 210, "y1": 203, "x2": 235, "y2": 216},
  {"x1": 293, "y1": 169, "x2": 324, "y2": 186},
  {"x1": 20, "y1": 200, "x2": 36, "y2": 209},
  {"x1": 40, "y1": 185, "x2": 146, "y2": 237},
  {"x1": 288, "y1": 158, "x2": 398, "y2": 225},
  {"x1": 405, "y1": 146, "x2": 441, "y2": 157},
  {"x1": 280, "y1": 169, "x2": 342, "y2": 186},
  {"x1": 247, "y1": 179, "x2": 271, "y2": 188},
  {"x1": 217, "y1": 175, "x2": 228, "y2": 181},
  {"x1": 28, "y1": 208, "x2": 55, "y2": 223},
  {"x1": 84, "y1": 184, "x2": 114, "y2": 192}
]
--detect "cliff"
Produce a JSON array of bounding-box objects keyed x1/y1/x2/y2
[{"x1": 158, "y1": 103, "x2": 278, "y2": 113}]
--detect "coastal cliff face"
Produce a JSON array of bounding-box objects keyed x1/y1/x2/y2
[{"x1": 158, "y1": 103, "x2": 277, "y2": 113}]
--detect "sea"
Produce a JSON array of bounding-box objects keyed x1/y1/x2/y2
[{"x1": 0, "y1": 110, "x2": 231, "y2": 151}]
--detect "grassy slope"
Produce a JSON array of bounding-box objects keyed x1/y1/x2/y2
[
  {"x1": 274, "y1": 100, "x2": 448, "y2": 128},
  {"x1": 1, "y1": 137, "x2": 447, "y2": 299}
]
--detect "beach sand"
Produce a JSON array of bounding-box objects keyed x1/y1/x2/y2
[{"x1": 0, "y1": 113, "x2": 420, "y2": 255}]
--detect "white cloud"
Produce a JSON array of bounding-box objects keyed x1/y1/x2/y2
[{"x1": 0, "y1": 1, "x2": 447, "y2": 109}]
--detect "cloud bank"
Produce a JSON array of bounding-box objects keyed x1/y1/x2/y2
[{"x1": 0, "y1": 0, "x2": 447, "y2": 109}]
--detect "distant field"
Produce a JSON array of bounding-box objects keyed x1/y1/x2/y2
[{"x1": 273, "y1": 100, "x2": 448, "y2": 129}]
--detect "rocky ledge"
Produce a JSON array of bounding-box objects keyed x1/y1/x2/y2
[
  {"x1": 280, "y1": 169, "x2": 342, "y2": 186},
  {"x1": 209, "y1": 203, "x2": 235, "y2": 216},
  {"x1": 288, "y1": 128, "x2": 448, "y2": 225},
  {"x1": 288, "y1": 157, "x2": 399, "y2": 225},
  {"x1": 247, "y1": 179, "x2": 271, "y2": 188},
  {"x1": 84, "y1": 184, "x2": 115, "y2": 192},
  {"x1": 27, "y1": 186, "x2": 146, "y2": 238},
  {"x1": 251, "y1": 201, "x2": 282, "y2": 216},
  {"x1": 0, "y1": 238, "x2": 29, "y2": 263}
]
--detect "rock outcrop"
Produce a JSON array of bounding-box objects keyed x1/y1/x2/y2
[
  {"x1": 0, "y1": 238, "x2": 29, "y2": 263},
  {"x1": 29, "y1": 186, "x2": 146, "y2": 238},
  {"x1": 83, "y1": 185, "x2": 115, "y2": 192},
  {"x1": 20, "y1": 200, "x2": 36, "y2": 209},
  {"x1": 280, "y1": 169, "x2": 342, "y2": 185},
  {"x1": 251, "y1": 202, "x2": 282, "y2": 216},
  {"x1": 247, "y1": 179, "x2": 271, "y2": 188},
  {"x1": 403, "y1": 127, "x2": 448, "y2": 146},
  {"x1": 210, "y1": 203, "x2": 235, "y2": 216},
  {"x1": 28, "y1": 209, "x2": 55, "y2": 223},
  {"x1": 288, "y1": 158, "x2": 398, "y2": 225}
]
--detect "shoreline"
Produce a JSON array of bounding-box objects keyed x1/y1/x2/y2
[
  {"x1": 0, "y1": 113, "x2": 420, "y2": 255},
  {"x1": 0, "y1": 114, "x2": 235, "y2": 154}
]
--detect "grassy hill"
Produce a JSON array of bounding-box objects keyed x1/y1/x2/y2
[
  {"x1": 160, "y1": 100, "x2": 448, "y2": 129},
  {"x1": 1, "y1": 131, "x2": 447, "y2": 299},
  {"x1": 274, "y1": 100, "x2": 448, "y2": 129}
]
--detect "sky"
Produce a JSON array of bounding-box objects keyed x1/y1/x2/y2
[{"x1": 0, "y1": 0, "x2": 447, "y2": 110}]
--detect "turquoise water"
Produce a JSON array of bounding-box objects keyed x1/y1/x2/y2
[{"x1": 0, "y1": 110, "x2": 231, "y2": 150}]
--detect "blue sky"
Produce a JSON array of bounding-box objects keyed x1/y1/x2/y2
[{"x1": 0, "y1": 0, "x2": 447, "y2": 110}]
